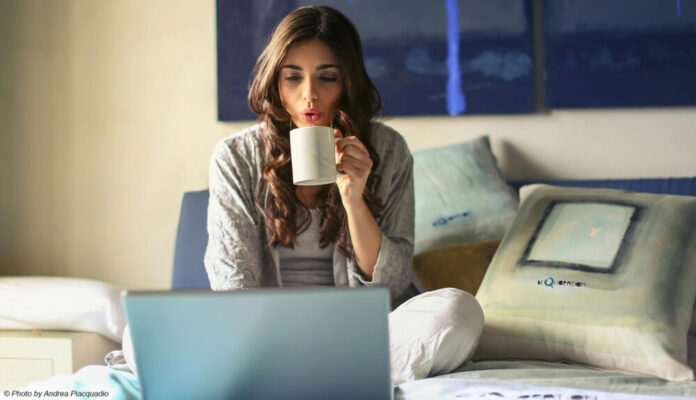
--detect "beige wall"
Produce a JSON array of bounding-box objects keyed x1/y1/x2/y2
[{"x1": 2, "y1": 0, "x2": 695, "y2": 289}]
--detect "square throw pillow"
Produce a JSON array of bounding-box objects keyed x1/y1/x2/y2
[
  {"x1": 412, "y1": 135, "x2": 518, "y2": 255},
  {"x1": 474, "y1": 185, "x2": 696, "y2": 381},
  {"x1": 521, "y1": 184, "x2": 696, "y2": 339},
  {"x1": 412, "y1": 239, "x2": 500, "y2": 295}
]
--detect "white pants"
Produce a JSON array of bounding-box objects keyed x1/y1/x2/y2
[{"x1": 388, "y1": 287, "x2": 485, "y2": 387}]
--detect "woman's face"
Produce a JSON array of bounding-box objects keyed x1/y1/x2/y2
[{"x1": 278, "y1": 39, "x2": 343, "y2": 128}]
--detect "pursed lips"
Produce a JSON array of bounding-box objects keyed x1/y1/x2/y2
[{"x1": 300, "y1": 108, "x2": 322, "y2": 123}]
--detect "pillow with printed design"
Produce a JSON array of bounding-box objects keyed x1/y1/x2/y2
[
  {"x1": 412, "y1": 135, "x2": 518, "y2": 255},
  {"x1": 475, "y1": 184, "x2": 696, "y2": 381}
]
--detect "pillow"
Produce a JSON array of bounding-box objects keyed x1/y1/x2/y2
[
  {"x1": 0, "y1": 277, "x2": 126, "y2": 342},
  {"x1": 474, "y1": 185, "x2": 696, "y2": 381},
  {"x1": 413, "y1": 239, "x2": 500, "y2": 295},
  {"x1": 523, "y1": 184, "x2": 696, "y2": 338},
  {"x1": 412, "y1": 135, "x2": 518, "y2": 255},
  {"x1": 389, "y1": 288, "x2": 484, "y2": 387}
]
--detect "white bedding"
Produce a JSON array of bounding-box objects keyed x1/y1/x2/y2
[
  {"x1": 397, "y1": 360, "x2": 696, "y2": 399},
  {"x1": 0, "y1": 277, "x2": 126, "y2": 342},
  {"x1": 18, "y1": 360, "x2": 696, "y2": 400},
  {"x1": 397, "y1": 379, "x2": 689, "y2": 400}
]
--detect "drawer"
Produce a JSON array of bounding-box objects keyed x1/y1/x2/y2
[{"x1": 0, "y1": 330, "x2": 120, "y2": 390}]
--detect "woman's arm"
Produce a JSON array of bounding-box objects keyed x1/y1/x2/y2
[
  {"x1": 334, "y1": 130, "x2": 381, "y2": 278},
  {"x1": 204, "y1": 135, "x2": 265, "y2": 291},
  {"x1": 336, "y1": 127, "x2": 415, "y2": 298},
  {"x1": 344, "y1": 199, "x2": 381, "y2": 280}
]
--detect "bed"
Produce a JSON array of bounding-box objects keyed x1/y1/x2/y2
[{"x1": 7, "y1": 135, "x2": 696, "y2": 399}]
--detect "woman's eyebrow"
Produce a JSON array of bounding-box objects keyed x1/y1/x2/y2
[
  {"x1": 317, "y1": 64, "x2": 339, "y2": 70},
  {"x1": 280, "y1": 63, "x2": 339, "y2": 71}
]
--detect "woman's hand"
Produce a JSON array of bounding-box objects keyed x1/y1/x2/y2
[{"x1": 334, "y1": 129, "x2": 372, "y2": 207}]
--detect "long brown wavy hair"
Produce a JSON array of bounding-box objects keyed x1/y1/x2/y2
[{"x1": 247, "y1": 6, "x2": 384, "y2": 257}]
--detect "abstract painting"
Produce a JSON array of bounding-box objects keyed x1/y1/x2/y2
[
  {"x1": 217, "y1": 0, "x2": 535, "y2": 121},
  {"x1": 544, "y1": 0, "x2": 696, "y2": 108}
]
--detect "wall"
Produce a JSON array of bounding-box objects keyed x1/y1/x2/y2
[{"x1": 1, "y1": 0, "x2": 695, "y2": 289}]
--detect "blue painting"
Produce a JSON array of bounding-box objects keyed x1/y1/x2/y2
[
  {"x1": 544, "y1": 0, "x2": 696, "y2": 108},
  {"x1": 217, "y1": 0, "x2": 535, "y2": 121}
]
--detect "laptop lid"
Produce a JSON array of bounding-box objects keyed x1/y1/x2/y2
[{"x1": 122, "y1": 287, "x2": 391, "y2": 400}]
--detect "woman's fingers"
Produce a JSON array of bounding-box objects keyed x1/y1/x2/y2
[
  {"x1": 337, "y1": 154, "x2": 372, "y2": 178},
  {"x1": 340, "y1": 152, "x2": 372, "y2": 170},
  {"x1": 334, "y1": 134, "x2": 372, "y2": 181},
  {"x1": 337, "y1": 136, "x2": 369, "y2": 156},
  {"x1": 336, "y1": 160, "x2": 360, "y2": 177}
]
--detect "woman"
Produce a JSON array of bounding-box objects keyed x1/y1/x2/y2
[
  {"x1": 203, "y1": 5, "x2": 483, "y2": 386},
  {"x1": 204, "y1": 5, "x2": 415, "y2": 302}
]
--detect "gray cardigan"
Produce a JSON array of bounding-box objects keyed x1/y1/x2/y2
[{"x1": 204, "y1": 121, "x2": 414, "y2": 300}]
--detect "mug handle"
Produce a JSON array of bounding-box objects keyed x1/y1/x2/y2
[{"x1": 334, "y1": 138, "x2": 347, "y2": 177}]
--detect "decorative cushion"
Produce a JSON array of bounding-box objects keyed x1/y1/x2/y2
[
  {"x1": 389, "y1": 288, "x2": 484, "y2": 387},
  {"x1": 519, "y1": 183, "x2": 696, "y2": 340},
  {"x1": 521, "y1": 184, "x2": 696, "y2": 338},
  {"x1": 412, "y1": 135, "x2": 518, "y2": 255},
  {"x1": 412, "y1": 239, "x2": 500, "y2": 295},
  {"x1": 0, "y1": 277, "x2": 126, "y2": 342},
  {"x1": 474, "y1": 185, "x2": 696, "y2": 381}
]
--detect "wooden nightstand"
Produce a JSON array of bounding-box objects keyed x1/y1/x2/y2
[{"x1": 0, "y1": 330, "x2": 120, "y2": 390}]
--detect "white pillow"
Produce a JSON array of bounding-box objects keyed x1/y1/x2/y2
[
  {"x1": 0, "y1": 277, "x2": 126, "y2": 342},
  {"x1": 389, "y1": 288, "x2": 484, "y2": 387}
]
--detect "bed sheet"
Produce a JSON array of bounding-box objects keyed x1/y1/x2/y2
[
  {"x1": 396, "y1": 360, "x2": 696, "y2": 399},
  {"x1": 16, "y1": 366, "x2": 140, "y2": 400},
  {"x1": 14, "y1": 360, "x2": 696, "y2": 400}
]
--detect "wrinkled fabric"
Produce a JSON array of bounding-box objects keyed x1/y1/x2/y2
[
  {"x1": 389, "y1": 288, "x2": 485, "y2": 387},
  {"x1": 204, "y1": 122, "x2": 415, "y2": 300},
  {"x1": 19, "y1": 366, "x2": 140, "y2": 400}
]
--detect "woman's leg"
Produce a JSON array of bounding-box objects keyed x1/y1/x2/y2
[{"x1": 388, "y1": 287, "x2": 484, "y2": 387}]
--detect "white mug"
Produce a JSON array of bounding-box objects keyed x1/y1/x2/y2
[{"x1": 290, "y1": 126, "x2": 345, "y2": 185}]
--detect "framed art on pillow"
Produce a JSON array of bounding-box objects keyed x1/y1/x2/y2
[{"x1": 520, "y1": 200, "x2": 640, "y2": 274}]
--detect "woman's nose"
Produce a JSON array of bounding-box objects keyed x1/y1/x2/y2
[{"x1": 302, "y1": 79, "x2": 318, "y2": 102}]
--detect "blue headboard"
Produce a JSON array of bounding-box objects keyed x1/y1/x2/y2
[
  {"x1": 509, "y1": 177, "x2": 696, "y2": 196},
  {"x1": 171, "y1": 178, "x2": 696, "y2": 290},
  {"x1": 171, "y1": 190, "x2": 211, "y2": 290}
]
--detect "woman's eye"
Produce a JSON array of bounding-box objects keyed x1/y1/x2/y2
[
  {"x1": 285, "y1": 75, "x2": 301, "y2": 82},
  {"x1": 319, "y1": 75, "x2": 337, "y2": 82}
]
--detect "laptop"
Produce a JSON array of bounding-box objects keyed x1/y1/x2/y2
[{"x1": 122, "y1": 287, "x2": 392, "y2": 400}]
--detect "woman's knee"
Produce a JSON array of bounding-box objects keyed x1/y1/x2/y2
[{"x1": 388, "y1": 288, "x2": 484, "y2": 386}]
